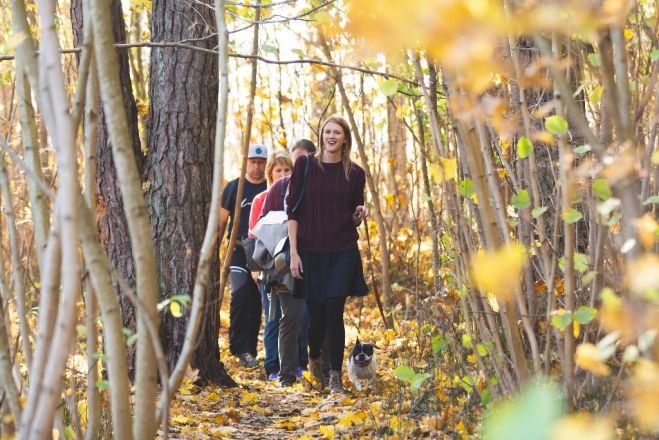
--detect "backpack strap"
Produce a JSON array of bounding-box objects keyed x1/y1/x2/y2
[{"x1": 290, "y1": 154, "x2": 310, "y2": 214}]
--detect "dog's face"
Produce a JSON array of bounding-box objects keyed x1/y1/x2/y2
[{"x1": 350, "y1": 340, "x2": 375, "y2": 367}]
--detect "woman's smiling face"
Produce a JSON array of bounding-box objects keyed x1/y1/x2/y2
[{"x1": 322, "y1": 121, "x2": 345, "y2": 156}]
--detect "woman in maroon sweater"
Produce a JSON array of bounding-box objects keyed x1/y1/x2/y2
[{"x1": 286, "y1": 115, "x2": 369, "y2": 394}]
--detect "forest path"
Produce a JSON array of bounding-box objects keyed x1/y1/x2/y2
[
  {"x1": 165, "y1": 364, "x2": 386, "y2": 439},
  {"x1": 163, "y1": 302, "x2": 405, "y2": 439}
]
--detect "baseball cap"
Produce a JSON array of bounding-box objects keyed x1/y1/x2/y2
[{"x1": 248, "y1": 144, "x2": 268, "y2": 159}]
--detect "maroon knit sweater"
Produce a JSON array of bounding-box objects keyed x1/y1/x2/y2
[{"x1": 286, "y1": 154, "x2": 365, "y2": 253}]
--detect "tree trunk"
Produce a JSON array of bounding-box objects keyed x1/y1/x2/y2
[
  {"x1": 71, "y1": 0, "x2": 144, "y2": 376},
  {"x1": 146, "y1": 0, "x2": 231, "y2": 384}
]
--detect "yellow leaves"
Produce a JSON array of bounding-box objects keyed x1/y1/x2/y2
[
  {"x1": 470, "y1": 243, "x2": 527, "y2": 303},
  {"x1": 627, "y1": 360, "x2": 659, "y2": 432},
  {"x1": 601, "y1": 150, "x2": 636, "y2": 185},
  {"x1": 206, "y1": 391, "x2": 221, "y2": 402},
  {"x1": 337, "y1": 411, "x2": 367, "y2": 426},
  {"x1": 550, "y1": 413, "x2": 614, "y2": 440},
  {"x1": 575, "y1": 343, "x2": 610, "y2": 377},
  {"x1": 273, "y1": 417, "x2": 299, "y2": 430},
  {"x1": 172, "y1": 414, "x2": 191, "y2": 425},
  {"x1": 635, "y1": 214, "x2": 658, "y2": 249},
  {"x1": 428, "y1": 156, "x2": 457, "y2": 183},
  {"x1": 239, "y1": 390, "x2": 259, "y2": 405},
  {"x1": 255, "y1": 86, "x2": 270, "y2": 100},
  {"x1": 626, "y1": 253, "x2": 659, "y2": 297},
  {"x1": 319, "y1": 425, "x2": 335, "y2": 438}
]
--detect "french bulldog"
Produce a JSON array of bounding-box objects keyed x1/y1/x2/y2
[{"x1": 346, "y1": 339, "x2": 377, "y2": 391}]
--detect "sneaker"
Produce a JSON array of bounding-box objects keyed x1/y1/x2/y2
[
  {"x1": 237, "y1": 353, "x2": 259, "y2": 369},
  {"x1": 267, "y1": 372, "x2": 279, "y2": 381},
  {"x1": 296, "y1": 367, "x2": 307, "y2": 378},
  {"x1": 328, "y1": 370, "x2": 344, "y2": 394}
]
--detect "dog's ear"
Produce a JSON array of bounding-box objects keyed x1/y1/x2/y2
[
  {"x1": 372, "y1": 343, "x2": 381, "y2": 350},
  {"x1": 355, "y1": 337, "x2": 360, "y2": 345}
]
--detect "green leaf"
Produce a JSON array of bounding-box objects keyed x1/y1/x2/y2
[
  {"x1": 587, "y1": 53, "x2": 601, "y2": 66},
  {"x1": 581, "y1": 271, "x2": 597, "y2": 285},
  {"x1": 64, "y1": 426, "x2": 76, "y2": 440},
  {"x1": 394, "y1": 365, "x2": 415, "y2": 382},
  {"x1": 516, "y1": 136, "x2": 533, "y2": 159},
  {"x1": 96, "y1": 380, "x2": 110, "y2": 391},
  {"x1": 291, "y1": 48, "x2": 305, "y2": 58},
  {"x1": 431, "y1": 335, "x2": 448, "y2": 354},
  {"x1": 481, "y1": 388, "x2": 492, "y2": 406},
  {"x1": 532, "y1": 206, "x2": 548, "y2": 218},
  {"x1": 482, "y1": 381, "x2": 564, "y2": 440},
  {"x1": 126, "y1": 334, "x2": 138, "y2": 347},
  {"x1": 512, "y1": 189, "x2": 531, "y2": 210},
  {"x1": 379, "y1": 79, "x2": 398, "y2": 96},
  {"x1": 461, "y1": 334, "x2": 472, "y2": 349},
  {"x1": 592, "y1": 179, "x2": 612, "y2": 200},
  {"x1": 421, "y1": 193, "x2": 432, "y2": 203},
  {"x1": 651, "y1": 48, "x2": 659, "y2": 62},
  {"x1": 545, "y1": 115, "x2": 569, "y2": 136},
  {"x1": 477, "y1": 342, "x2": 492, "y2": 357},
  {"x1": 562, "y1": 208, "x2": 583, "y2": 224},
  {"x1": 261, "y1": 43, "x2": 278, "y2": 54},
  {"x1": 410, "y1": 373, "x2": 432, "y2": 391},
  {"x1": 573, "y1": 145, "x2": 591, "y2": 156},
  {"x1": 573, "y1": 253, "x2": 590, "y2": 273},
  {"x1": 459, "y1": 375, "x2": 474, "y2": 393},
  {"x1": 589, "y1": 86, "x2": 603, "y2": 105},
  {"x1": 573, "y1": 306, "x2": 597, "y2": 324},
  {"x1": 170, "y1": 301, "x2": 182, "y2": 318},
  {"x1": 76, "y1": 324, "x2": 87, "y2": 339},
  {"x1": 459, "y1": 179, "x2": 476, "y2": 197},
  {"x1": 551, "y1": 312, "x2": 573, "y2": 330},
  {"x1": 643, "y1": 195, "x2": 659, "y2": 205}
]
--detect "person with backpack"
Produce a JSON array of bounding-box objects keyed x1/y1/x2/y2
[
  {"x1": 219, "y1": 144, "x2": 268, "y2": 369},
  {"x1": 257, "y1": 140, "x2": 316, "y2": 386},
  {"x1": 286, "y1": 117, "x2": 369, "y2": 394}
]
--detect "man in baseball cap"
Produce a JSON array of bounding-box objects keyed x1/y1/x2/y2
[
  {"x1": 219, "y1": 143, "x2": 269, "y2": 369},
  {"x1": 248, "y1": 143, "x2": 268, "y2": 160}
]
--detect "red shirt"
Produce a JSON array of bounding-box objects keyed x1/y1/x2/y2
[{"x1": 248, "y1": 190, "x2": 268, "y2": 238}]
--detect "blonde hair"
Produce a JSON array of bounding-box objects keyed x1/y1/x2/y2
[
  {"x1": 266, "y1": 150, "x2": 293, "y2": 185},
  {"x1": 318, "y1": 115, "x2": 353, "y2": 180}
]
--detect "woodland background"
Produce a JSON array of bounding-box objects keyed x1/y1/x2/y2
[{"x1": 0, "y1": 0, "x2": 658, "y2": 438}]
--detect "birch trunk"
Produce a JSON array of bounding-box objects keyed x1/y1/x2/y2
[
  {"x1": 92, "y1": 0, "x2": 159, "y2": 436},
  {"x1": 22, "y1": 0, "x2": 83, "y2": 433}
]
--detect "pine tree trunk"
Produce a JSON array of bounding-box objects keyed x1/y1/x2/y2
[{"x1": 146, "y1": 0, "x2": 231, "y2": 384}]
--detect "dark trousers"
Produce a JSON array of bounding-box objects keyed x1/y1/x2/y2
[
  {"x1": 306, "y1": 297, "x2": 346, "y2": 371},
  {"x1": 278, "y1": 292, "x2": 305, "y2": 381},
  {"x1": 262, "y1": 288, "x2": 309, "y2": 375},
  {"x1": 229, "y1": 267, "x2": 262, "y2": 356}
]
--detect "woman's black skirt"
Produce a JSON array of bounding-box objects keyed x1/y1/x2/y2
[{"x1": 293, "y1": 247, "x2": 369, "y2": 302}]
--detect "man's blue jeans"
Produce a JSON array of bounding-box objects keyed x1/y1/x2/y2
[{"x1": 261, "y1": 284, "x2": 308, "y2": 375}]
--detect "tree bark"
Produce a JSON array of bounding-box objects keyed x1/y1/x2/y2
[
  {"x1": 71, "y1": 0, "x2": 145, "y2": 376},
  {"x1": 146, "y1": 0, "x2": 232, "y2": 384}
]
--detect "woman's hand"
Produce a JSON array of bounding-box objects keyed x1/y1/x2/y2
[
  {"x1": 290, "y1": 252, "x2": 304, "y2": 279},
  {"x1": 353, "y1": 205, "x2": 368, "y2": 224}
]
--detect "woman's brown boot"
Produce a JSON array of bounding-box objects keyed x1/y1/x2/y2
[{"x1": 309, "y1": 356, "x2": 327, "y2": 389}]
